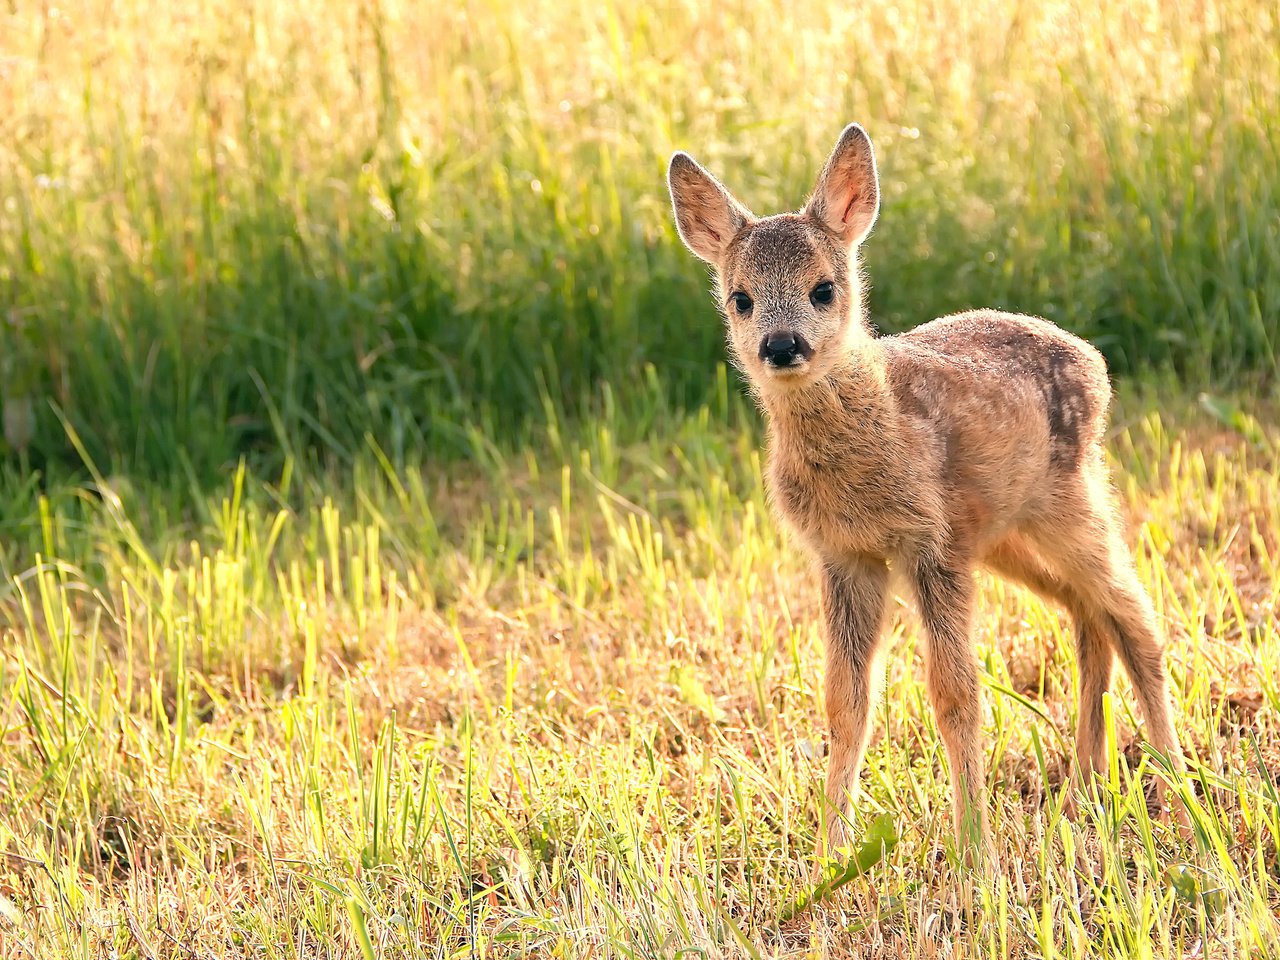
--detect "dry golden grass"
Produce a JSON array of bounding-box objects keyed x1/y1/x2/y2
[{"x1": 1, "y1": 388, "x2": 1278, "y2": 957}]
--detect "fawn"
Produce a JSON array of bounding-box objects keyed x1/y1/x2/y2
[{"x1": 666, "y1": 124, "x2": 1184, "y2": 856}]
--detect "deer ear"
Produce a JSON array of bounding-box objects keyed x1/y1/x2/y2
[
  {"x1": 667, "y1": 152, "x2": 753, "y2": 264},
  {"x1": 805, "y1": 124, "x2": 880, "y2": 246}
]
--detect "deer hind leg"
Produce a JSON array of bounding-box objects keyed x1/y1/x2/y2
[
  {"x1": 1077, "y1": 550, "x2": 1181, "y2": 767},
  {"x1": 910, "y1": 549, "x2": 989, "y2": 856},
  {"x1": 1033, "y1": 472, "x2": 1184, "y2": 810},
  {"x1": 984, "y1": 534, "x2": 1116, "y2": 795},
  {"x1": 821, "y1": 557, "x2": 891, "y2": 854}
]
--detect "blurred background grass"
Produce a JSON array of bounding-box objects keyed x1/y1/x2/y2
[{"x1": 1, "y1": 0, "x2": 1277, "y2": 484}]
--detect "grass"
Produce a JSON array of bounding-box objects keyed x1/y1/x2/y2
[
  {"x1": 2, "y1": 0, "x2": 1280, "y2": 956},
  {"x1": 1, "y1": 382, "x2": 1279, "y2": 957},
  {"x1": 1, "y1": 0, "x2": 1278, "y2": 479}
]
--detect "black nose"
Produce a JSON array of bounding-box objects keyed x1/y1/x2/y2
[{"x1": 760, "y1": 331, "x2": 805, "y2": 366}]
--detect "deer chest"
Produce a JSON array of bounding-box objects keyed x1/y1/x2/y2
[{"x1": 766, "y1": 454, "x2": 918, "y2": 557}]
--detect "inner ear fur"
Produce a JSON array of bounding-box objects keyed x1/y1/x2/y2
[
  {"x1": 805, "y1": 124, "x2": 880, "y2": 247},
  {"x1": 668, "y1": 152, "x2": 753, "y2": 263}
]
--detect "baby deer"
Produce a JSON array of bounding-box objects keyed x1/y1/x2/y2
[{"x1": 667, "y1": 124, "x2": 1184, "y2": 856}]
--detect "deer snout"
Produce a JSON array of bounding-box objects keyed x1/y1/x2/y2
[{"x1": 759, "y1": 331, "x2": 812, "y2": 368}]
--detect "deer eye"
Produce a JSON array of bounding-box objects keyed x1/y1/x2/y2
[
  {"x1": 729, "y1": 292, "x2": 753, "y2": 314},
  {"x1": 810, "y1": 281, "x2": 835, "y2": 306}
]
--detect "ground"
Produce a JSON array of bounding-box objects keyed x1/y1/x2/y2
[{"x1": 1, "y1": 385, "x2": 1277, "y2": 958}]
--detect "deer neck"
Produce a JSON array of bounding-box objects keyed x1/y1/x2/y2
[{"x1": 759, "y1": 342, "x2": 896, "y2": 453}]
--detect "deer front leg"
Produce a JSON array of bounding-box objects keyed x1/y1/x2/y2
[
  {"x1": 822, "y1": 557, "x2": 890, "y2": 855},
  {"x1": 911, "y1": 551, "x2": 990, "y2": 860}
]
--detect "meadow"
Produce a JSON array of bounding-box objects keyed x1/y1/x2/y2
[{"x1": 1, "y1": 0, "x2": 1279, "y2": 956}]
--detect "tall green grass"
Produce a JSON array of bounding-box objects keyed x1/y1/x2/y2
[{"x1": 1, "y1": 0, "x2": 1277, "y2": 483}]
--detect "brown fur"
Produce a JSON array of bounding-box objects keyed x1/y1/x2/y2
[{"x1": 668, "y1": 125, "x2": 1184, "y2": 857}]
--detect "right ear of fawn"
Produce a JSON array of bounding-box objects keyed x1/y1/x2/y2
[{"x1": 667, "y1": 124, "x2": 1187, "y2": 863}]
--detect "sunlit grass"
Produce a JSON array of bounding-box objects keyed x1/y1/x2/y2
[{"x1": 1, "y1": 384, "x2": 1277, "y2": 957}]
